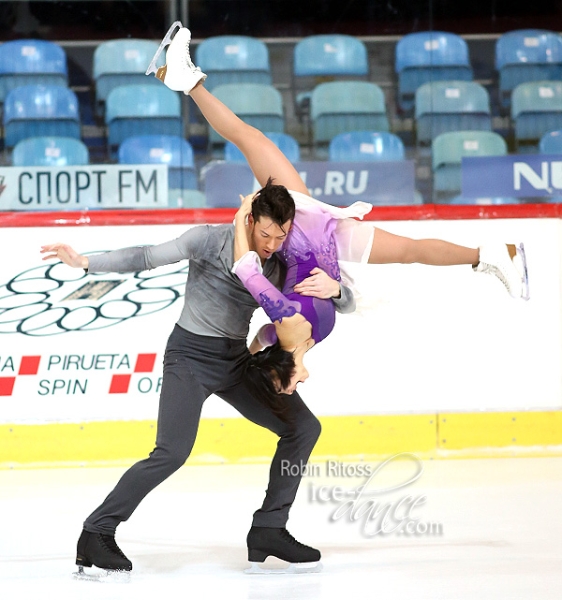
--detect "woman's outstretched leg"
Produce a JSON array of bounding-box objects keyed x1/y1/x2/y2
[
  {"x1": 149, "y1": 25, "x2": 309, "y2": 195},
  {"x1": 368, "y1": 228, "x2": 528, "y2": 299},
  {"x1": 190, "y1": 86, "x2": 308, "y2": 194},
  {"x1": 368, "y1": 228, "x2": 479, "y2": 266}
]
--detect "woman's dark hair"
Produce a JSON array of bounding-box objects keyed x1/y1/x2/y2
[
  {"x1": 251, "y1": 177, "x2": 295, "y2": 233},
  {"x1": 244, "y1": 342, "x2": 296, "y2": 422}
]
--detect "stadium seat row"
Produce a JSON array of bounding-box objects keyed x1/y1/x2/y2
[
  {"x1": 3, "y1": 78, "x2": 562, "y2": 155},
  {"x1": 10, "y1": 128, "x2": 562, "y2": 207},
  {"x1": 2, "y1": 28, "x2": 562, "y2": 125}
]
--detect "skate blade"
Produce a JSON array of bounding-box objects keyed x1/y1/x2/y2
[
  {"x1": 244, "y1": 561, "x2": 323, "y2": 575},
  {"x1": 516, "y1": 242, "x2": 530, "y2": 301},
  {"x1": 146, "y1": 20, "x2": 183, "y2": 76},
  {"x1": 72, "y1": 565, "x2": 131, "y2": 583}
]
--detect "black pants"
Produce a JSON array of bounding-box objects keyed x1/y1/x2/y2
[{"x1": 84, "y1": 325, "x2": 321, "y2": 534}]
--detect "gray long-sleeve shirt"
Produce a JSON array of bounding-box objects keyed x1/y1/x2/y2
[{"x1": 87, "y1": 224, "x2": 355, "y2": 339}]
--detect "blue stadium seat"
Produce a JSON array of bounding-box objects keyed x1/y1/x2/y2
[
  {"x1": 12, "y1": 136, "x2": 89, "y2": 167},
  {"x1": 0, "y1": 39, "x2": 68, "y2": 103},
  {"x1": 415, "y1": 81, "x2": 491, "y2": 144},
  {"x1": 93, "y1": 39, "x2": 163, "y2": 115},
  {"x1": 432, "y1": 131, "x2": 507, "y2": 201},
  {"x1": 195, "y1": 36, "x2": 272, "y2": 90},
  {"x1": 539, "y1": 129, "x2": 562, "y2": 154},
  {"x1": 118, "y1": 134, "x2": 198, "y2": 191},
  {"x1": 310, "y1": 81, "x2": 389, "y2": 155},
  {"x1": 495, "y1": 29, "x2": 562, "y2": 109},
  {"x1": 395, "y1": 31, "x2": 473, "y2": 113},
  {"x1": 511, "y1": 81, "x2": 562, "y2": 147},
  {"x1": 328, "y1": 131, "x2": 405, "y2": 162},
  {"x1": 224, "y1": 132, "x2": 300, "y2": 163},
  {"x1": 292, "y1": 34, "x2": 369, "y2": 118},
  {"x1": 105, "y1": 84, "x2": 183, "y2": 156},
  {"x1": 209, "y1": 83, "x2": 284, "y2": 146},
  {"x1": 3, "y1": 85, "x2": 81, "y2": 148}
]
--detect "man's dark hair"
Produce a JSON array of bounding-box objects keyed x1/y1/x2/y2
[
  {"x1": 244, "y1": 342, "x2": 296, "y2": 422},
  {"x1": 251, "y1": 178, "x2": 295, "y2": 233}
]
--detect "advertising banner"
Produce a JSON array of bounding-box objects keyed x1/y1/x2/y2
[
  {"x1": 204, "y1": 161, "x2": 417, "y2": 206},
  {"x1": 0, "y1": 217, "x2": 557, "y2": 425},
  {"x1": 462, "y1": 154, "x2": 562, "y2": 199},
  {"x1": 0, "y1": 164, "x2": 168, "y2": 210}
]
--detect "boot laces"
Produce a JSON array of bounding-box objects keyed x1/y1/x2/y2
[
  {"x1": 180, "y1": 37, "x2": 200, "y2": 72},
  {"x1": 99, "y1": 534, "x2": 128, "y2": 560},
  {"x1": 483, "y1": 263, "x2": 509, "y2": 291},
  {"x1": 280, "y1": 528, "x2": 309, "y2": 549}
]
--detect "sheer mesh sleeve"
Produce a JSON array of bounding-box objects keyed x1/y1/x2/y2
[
  {"x1": 232, "y1": 251, "x2": 302, "y2": 323},
  {"x1": 256, "y1": 323, "x2": 278, "y2": 347}
]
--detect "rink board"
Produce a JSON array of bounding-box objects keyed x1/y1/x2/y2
[
  {"x1": 1, "y1": 412, "x2": 562, "y2": 468},
  {"x1": 0, "y1": 205, "x2": 561, "y2": 466}
]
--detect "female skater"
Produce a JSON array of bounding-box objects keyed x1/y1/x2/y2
[{"x1": 148, "y1": 23, "x2": 529, "y2": 406}]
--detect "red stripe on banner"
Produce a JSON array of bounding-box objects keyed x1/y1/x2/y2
[
  {"x1": 134, "y1": 354, "x2": 157, "y2": 373},
  {"x1": 0, "y1": 377, "x2": 16, "y2": 396},
  {"x1": 109, "y1": 374, "x2": 131, "y2": 394},
  {"x1": 18, "y1": 356, "x2": 41, "y2": 375},
  {"x1": 0, "y1": 203, "x2": 560, "y2": 228},
  {"x1": 0, "y1": 209, "x2": 237, "y2": 227}
]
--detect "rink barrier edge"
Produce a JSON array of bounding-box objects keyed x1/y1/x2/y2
[{"x1": 1, "y1": 411, "x2": 562, "y2": 468}]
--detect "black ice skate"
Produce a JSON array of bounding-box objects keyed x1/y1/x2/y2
[
  {"x1": 245, "y1": 526, "x2": 323, "y2": 574},
  {"x1": 73, "y1": 529, "x2": 132, "y2": 582}
]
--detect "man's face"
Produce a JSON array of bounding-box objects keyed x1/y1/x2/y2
[{"x1": 249, "y1": 216, "x2": 292, "y2": 262}]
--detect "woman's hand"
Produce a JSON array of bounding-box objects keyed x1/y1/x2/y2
[
  {"x1": 40, "y1": 243, "x2": 89, "y2": 270},
  {"x1": 235, "y1": 193, "x2": 256, "y2": 223}
]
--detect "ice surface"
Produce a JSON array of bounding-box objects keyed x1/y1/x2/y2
[{"x1": 1, "y1": 457, "x2": 561, "y2": 599}]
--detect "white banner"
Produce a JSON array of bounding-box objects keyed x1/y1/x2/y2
[
  {"x1": 0, "y1": 218, "x2": 559, "y2": 424},
  {"x1": 0, "y1": 165, "x2": 168, "y2": 210}
]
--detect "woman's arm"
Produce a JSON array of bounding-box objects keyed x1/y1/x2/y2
[
  {"x1": 232, "y1": 251, "x2": 302, "y2": 324},
  {"x1": 234, "y1": 194, "x2": 254, "y2": 262},
  {"x1": 249, "y1": 322, "x2": 278, "y2": 353},
  {"x1": 249, "y1": 323, "x2": 279, "y2": 353}
]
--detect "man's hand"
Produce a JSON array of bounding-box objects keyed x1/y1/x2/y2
[
  {"x1": 40, "y1": 243, "x2": 89, "y2": 270},
  {"x1": 293, "y1": 267, "x2": 341, "y2": 299}
]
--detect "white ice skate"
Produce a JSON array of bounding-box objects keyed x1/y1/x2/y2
[
  {"x1": 146, "y1": 21, "x2": 207, "y2": 93},
  {"x1": 474, "y1": 242, "x2": 530, "y2": 300},
  {"x1": 245, "y1": 560, "x2": 323, "y2": 575}
]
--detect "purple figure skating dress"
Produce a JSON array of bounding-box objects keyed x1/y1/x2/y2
[{"x1": 232, "y1": 192, "x2": 373, "y2": 345}]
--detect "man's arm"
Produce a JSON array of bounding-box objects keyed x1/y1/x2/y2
[
  {"x1": 331, "y1": 282, "x2": 356, "y2": 314},
  {"x1": 41, "y1": 226, "x2": 211, "y2": 274}
]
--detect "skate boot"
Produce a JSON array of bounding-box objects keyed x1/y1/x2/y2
[
  {"x1": 473, "y1": 242, "x2": 530, "y2": 300},
  {"x1": 146, "y1": 21, "x2": 206, "y2": 93},
  {"x1": 245, "y1": 526, "x2": 322, "y2": 574},
  {"x1": 73, "y1": 529, "x2": 132, "y2": 582}
]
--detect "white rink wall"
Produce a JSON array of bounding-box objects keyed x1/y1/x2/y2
[{"x1": 0, "y1": 217, "x2": 559, "y2": 424}]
